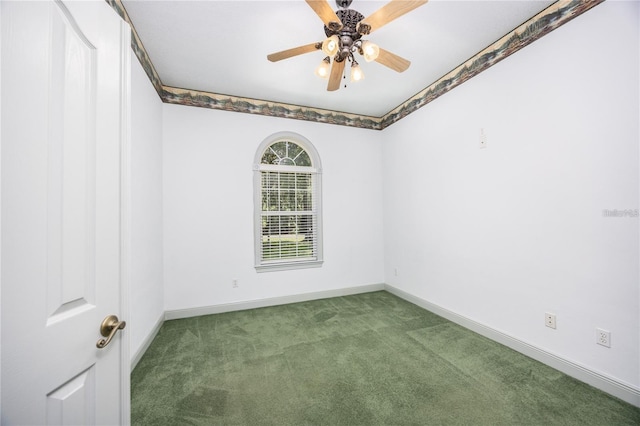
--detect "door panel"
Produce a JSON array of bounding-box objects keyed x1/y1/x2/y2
[
  {"x1": 47, "y1": 0, "x2": 97, "y2": 324},
  {"x1": 46, "y1": 366, "x2": 96, "y2": 426},
  {"x1": 1, "y1": 1, "x2": 130, "y2": 424}
]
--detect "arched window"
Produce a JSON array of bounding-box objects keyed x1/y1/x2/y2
[{"x1": 253, "y1": 132, "x2": 323, "y2": 271}]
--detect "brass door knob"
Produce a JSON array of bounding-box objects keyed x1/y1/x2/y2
[{"x1": 96, "y1": 315, "x2": 126, "y2": 349}]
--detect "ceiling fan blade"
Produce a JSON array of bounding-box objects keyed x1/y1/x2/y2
[
  {"x1": 327, "y1": 59, "x2": 346, "y2": 91},
  {"x1": 358, "y1": 0, "x2": 428, "y2": 34},
  {"x1": 305, "y1": 0, "x2": 343, "y2": 31},
  {"x1": 267, "y1": 42, "x2": 321, "y2": 62},
  {"x1": 375, "y1": 48, "x2": 411, "y2": 72}
]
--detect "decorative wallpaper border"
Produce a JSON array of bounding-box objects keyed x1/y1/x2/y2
[
  {"x1": 379, "y1": 0, "x2": 604, "y2": 129},
  {"x1": 161, "y1": 86, "x2": 383, "y2": 130},
  {"x1": 108, "y1": 0, "x2": 603, "y2": 131}
]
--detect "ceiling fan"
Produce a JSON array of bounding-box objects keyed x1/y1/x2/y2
[{"x1": 267, "y1": 0, "x2": 428, "y2": 91}]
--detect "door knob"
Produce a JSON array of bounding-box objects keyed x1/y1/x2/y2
[{"x1": 96, "y1": 315, "x2": 126, "y2": 349}]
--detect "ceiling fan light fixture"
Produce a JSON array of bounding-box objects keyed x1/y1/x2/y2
[
  {"x1": 268, "y1": 0, "x2": 426, "y2": 91},
  {"x1": 315, "y1": 56, "x2": 331, "y2": 79},
  {"x1": 350, "y1": 61, "x2": 364, "y2": 82},
  {"x1": 322, "y1": 35, "x2": 340, "y2": 56},
  {"x1": 361, "y1": 41, "x2": 379, "y2": 62}
]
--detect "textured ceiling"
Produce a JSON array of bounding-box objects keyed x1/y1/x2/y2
[{"x1": 121, "y1": 0, "x2": 557, "y2": 118}]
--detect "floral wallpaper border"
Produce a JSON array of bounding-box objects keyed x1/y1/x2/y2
[{"x1": 108, "y1": 0, "x2": 603, "y2": 131}]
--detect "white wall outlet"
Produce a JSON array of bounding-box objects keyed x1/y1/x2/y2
[
  {"x1": 545, "y1": 312, "x2": 556, "y2": 329},
  {"x1": 232, "y1": 279, "x2": 238, "y2": 288},
  {"x1": 596, "y1": 328, "x2": 611, "y2": 348},
  {"x1": 394, "y1": 268, "x2": 398, "y2": 277},
  {"x1": 479, "y1": 128, "x2": 487, "y2": 149}
]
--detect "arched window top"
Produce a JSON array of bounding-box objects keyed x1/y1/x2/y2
[
  {"x1": 261, "y1": 141, "x2": 311, "y2": 167},
  {"x1": 254, "y1": 132, "x2": 322, "y2": 172}
]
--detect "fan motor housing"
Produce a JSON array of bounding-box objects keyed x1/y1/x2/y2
[{"x1": 324, "y1": 9, "x2": 364, "y2": 39}]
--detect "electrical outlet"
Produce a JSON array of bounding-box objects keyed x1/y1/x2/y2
[
  {"x1": 596, "y1": 328, "x2": 611, "y2": 348},
  {"x1": 232, "y1": 279, "x2": 238, "y2": 288},
  {"x1": 545, "y1": 312, "x2": 556, "y2": 329}
]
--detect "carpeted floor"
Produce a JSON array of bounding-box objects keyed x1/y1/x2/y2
[{"x1": 131, "y1": 291, "x2": 640, "y2": 425}]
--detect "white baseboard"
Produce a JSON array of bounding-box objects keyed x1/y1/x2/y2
[
  {"x1": 132, "y1": 283, "x2": 640, "y2": 408},
  {"x1": 384, "y1": 284, "x2": 640, "y2": 408},
  {"x1": 130, "y1": 312, "x2": 164, "y2": 372},
  {"x1": 164, "y1": 283, "x2": 386, "y2": 321}
]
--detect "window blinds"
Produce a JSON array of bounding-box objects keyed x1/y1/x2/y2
[{"x1": 260, "y1": 171, "x2": 318, "y2": 262}]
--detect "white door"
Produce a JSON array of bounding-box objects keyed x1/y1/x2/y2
[{"x1": 1, "y1": 0, "x2": 130, "y2": 424}]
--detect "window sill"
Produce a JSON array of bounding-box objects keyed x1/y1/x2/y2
[{"x1": 255, "y1": 260, "x2": 323, "y2": 273}]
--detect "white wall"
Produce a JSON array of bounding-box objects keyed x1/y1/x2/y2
[
  {"x1": 383, "y1": 0, "x2": 639, "y2": 391},
  {"x1": 130, "y1": 52, "x2": 164, "y2": 362},
  {"x1": 163, "y1": 105, "x2": 385, "y2": 312}
]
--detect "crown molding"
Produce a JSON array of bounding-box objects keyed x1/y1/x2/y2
[{"x1": 108, "y1": 0, "x2": 604, "y2": 131}]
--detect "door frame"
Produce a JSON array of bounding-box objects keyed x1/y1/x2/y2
[{"x1": 117, "y1": 5, "x2": 132, "y2": 422}]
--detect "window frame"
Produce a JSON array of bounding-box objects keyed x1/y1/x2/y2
[{"x1": 253, "y1": 132, "x2": 323, "y2": 272}]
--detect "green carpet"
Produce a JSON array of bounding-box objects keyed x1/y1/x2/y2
[{"x1": 131, "y1": 291, "x2": 640, "y2": 425}]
